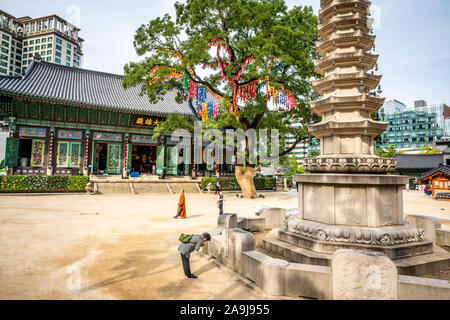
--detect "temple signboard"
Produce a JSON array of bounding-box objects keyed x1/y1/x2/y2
[{"x1": 133, "y1": 116, "x2": 164, "y2": 127}]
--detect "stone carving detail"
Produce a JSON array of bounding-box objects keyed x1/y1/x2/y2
[
  {"x1": 332, "y1": 249, "x2": 398, "y2": 300},
  {"x1": 283, "y1": 216, "x2": 424, "y2": 247},
  {"x1": 303, "y1": 156, "x2": 396, "y2": 174}
]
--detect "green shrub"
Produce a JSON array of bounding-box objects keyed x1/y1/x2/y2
[
  {"x1": 200, "y1": 176, "x2": 276, "y2": 191},
  {"x1": 67, "y1": 176, "x2": 89, "y2": 191},
  {"x1": 0, "y1": 175, "x2": 89, "y2": 193}
]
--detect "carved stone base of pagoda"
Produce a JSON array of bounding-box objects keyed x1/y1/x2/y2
[
  {"x1": 263, "y1": 173, "x2": 450, "y2": 276},
  {"x1": 303, "y1": 156, "x2": 396, "y2": 174},
  {"x1": 280, "y1": 217, "x2": 431, "y2": 260},
  {"x1": 288, "y1": 172, "x2": 435, "y2": 259}
]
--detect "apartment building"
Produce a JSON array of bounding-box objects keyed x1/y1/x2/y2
[{"x1": 0, "y1": 10, "x2": 83, "y2": 75}]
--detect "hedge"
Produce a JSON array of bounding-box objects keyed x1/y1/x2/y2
[
  {"x1": 0, "y1": 175, "x2": 89, "y2": 193},
  {"x1": 200, "y1": 176, "x2": 276, "y2": 191}
]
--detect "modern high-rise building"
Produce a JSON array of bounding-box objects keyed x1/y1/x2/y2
[
  {"x1": 379, "y1": 101, "x2": 450, "y2": 150},
  {"x1": 285, "y1": 121, "x2": 309, "y2": 162},
  {"x1": 0, "y1": 10, "x2": 83, "y2": 75}
]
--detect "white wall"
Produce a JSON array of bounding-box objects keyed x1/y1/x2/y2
[{"x1": 0, "y1": 131, "x2": 9, "y2": 163}]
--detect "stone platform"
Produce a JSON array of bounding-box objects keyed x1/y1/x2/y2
[{"x1": 263, "y1": 229, "x2": 450, "y2": 276}]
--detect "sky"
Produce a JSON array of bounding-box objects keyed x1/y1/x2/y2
[{"x1": 3, "y1": 0, "x2": 450, "y2": 108}]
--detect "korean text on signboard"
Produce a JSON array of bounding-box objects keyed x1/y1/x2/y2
[{"x1": 134, "y1": 116, "x2": 162, "y2": 127}]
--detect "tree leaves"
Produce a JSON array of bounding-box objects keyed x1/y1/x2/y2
[{"x1": 123, "y1": 0, "x2": 320, "y2": 163}]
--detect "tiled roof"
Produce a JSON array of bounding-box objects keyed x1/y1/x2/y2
[
  {"x1": 0, "y1": 60, "x2": 199, "y2": 117},
  {"x1": 419, "y1": 165, "x2": 450, "y2": 181},
  {"x1": 394, "y1": 153, "x2": 444, "y2": 169}
]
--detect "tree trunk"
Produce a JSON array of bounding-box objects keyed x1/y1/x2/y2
[{"x1": 235, "y1": 165, "x2": 257, "y2": 198}]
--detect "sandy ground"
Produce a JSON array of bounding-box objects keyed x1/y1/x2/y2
[
  {"x1": 0, "y1": 190, "x2": 448, "y2": 300},
  {"x1": 402, "y1": 190, "x2": 450, "y2": 228},
  {"x1": 0, "y1": 191, "x2": 297, "y2": 300}
]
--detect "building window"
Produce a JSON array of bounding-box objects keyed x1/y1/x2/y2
[
  {"x1": 2, "y1": 34, "x2": 10, "y2": 40},
  {"x1": 30, "y1": 40, "x2": 34, "y2": 45},
  {"x1": 1, "y1": 41, "x2": 9, "y2": 47},
  {"x1": 35, "y1": 46, "x2": 39, "y2": 50},
  {"x1": 66, "y1": 62, "x2": 70, "y2": 66},
  {"x1": 0, "y1": 68, "x2": 6, "y2": 74},
  {"x1": 47, "y1": 50, "x2": 52, "y2": 55},
  {"x1": 24, "y1": 41, "x2": 28, "y2": 46},
  {"x1": 47, "y1": 44, "x2": 52, "y2": 48},
  {"x1": 1, "y1": 48, "x2": 8, "y2": 54},
  {"x1": 66, "y1": 56, "x2": 70, "y2": 61},
  {"x1": 67, "y1": 43, "x2": 71, "y2": 49},
  {"x1": 56, "y1": 38, "x2": 62, "y2": 44},
  {"x1": 41, "y1": 45, "x2": 46, "y2": 49},
  {"x1": 41, "y1": 51, "x2": 45, "y2": 56},
  {"x1": 56, "y1": 44, "x2": 62, "y2": 51},
  {"x1": 46, "y1": 57, "x2": 51, "y2": 61},
  {"x1": 42, "y1": 38, "x2": 46, "y2": 43},
  {"x1": 24, "y1": 47, "x2": 28, "y2": 52},
  {"x1": 0, "y1": 61, "x2": 7, "y2": 67},
  {"x1": 55, "y1": 57, "x2": 61, "y2": 63},
  {"x1": 23, "y1": 60, "x2": 27, "y2": 65},
  {"x1": 55, "y1": 51, "x2": 61, "y2": 57},
  {"x1": 36, "y1": 39, "x2": 40, "y2": 44},
  {"x1": 67, "y1": 50, "x2": 71, "y2": 55},
  {"x1": 48, "y1": 37, "x2": 53, "y2": 41},
  {"x1": 74, "y1": 54, "x2": 79, "y2": 60}
]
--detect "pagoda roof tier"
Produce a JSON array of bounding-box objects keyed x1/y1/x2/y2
[
  {"x1": 318, "y1": 11, "x2": 371, "y2": 39},
  {"x1": 314, "y1": 49, "x2": 378, "y2": 75},
  {"x1": 312, "y1": 71, "x2": 382, "y2": 95},
  {"x1": 310, "y1": 94, "x2": 386, "y2": 116},
  {"x1": 316, "y1": 30, "x2": 375, "y2": 56},
  {"x1": 307, "y1": 118, "x2": 387, "y2": 138},
  {"x1": 320, "y1": 0, "x2": 371, "y2": 22}
]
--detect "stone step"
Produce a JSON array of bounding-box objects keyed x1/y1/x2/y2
[{"x1": 394, "y1": 245, "x2": 450, "y2": 276}]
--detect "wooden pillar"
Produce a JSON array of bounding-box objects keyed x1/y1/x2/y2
[
  {"x1": 190, "y1": 138, "x2": 195, "y2": 179},
  {"x1": 122, "y1": 133, "x2": 129, "y2": 178},
  {"x1": 162, "y1": 135, "x2": 166, "y2": 179},
  {"x1": 83, "y1": 129, "x2": 90, "y2": 176},
  {"x1": 46, "y1": 126, "x2": 55, "y2": 175}
]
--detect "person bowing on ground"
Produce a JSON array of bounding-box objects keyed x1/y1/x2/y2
[{"x1": 174, "y1": 189, "x2": 187, "y2": 219}]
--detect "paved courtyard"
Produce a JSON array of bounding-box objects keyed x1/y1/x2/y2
[{"x1": 0, "y1": 190, "x2": 448, "y2": 300}]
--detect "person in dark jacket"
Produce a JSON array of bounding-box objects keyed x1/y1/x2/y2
[
  {"x1": 217, "y1": 191, "x2": 224, "y2": 215},
  {"x1": 215, "y1": 181, "x2": 220, "y2": 194},
  {"x1": 178, "y1": 232, "x2": 211, "y2": 279}
]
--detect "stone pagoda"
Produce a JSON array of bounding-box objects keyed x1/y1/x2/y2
[{"x1": 263, "y1": 0, "x2": 450, "y2": 275}]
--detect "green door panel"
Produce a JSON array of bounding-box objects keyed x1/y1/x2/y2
[{"x1": 5, "y1": 137, "x2": 19, "y2": 167}]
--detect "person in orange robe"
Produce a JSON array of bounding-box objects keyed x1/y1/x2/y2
[{"x1": 174, "y1": 189, "x2": 187, "y2": 219}]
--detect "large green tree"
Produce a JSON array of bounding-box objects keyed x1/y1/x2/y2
[{"x1": 123, "y1": 0, "x2": 319, "y2": 197}]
